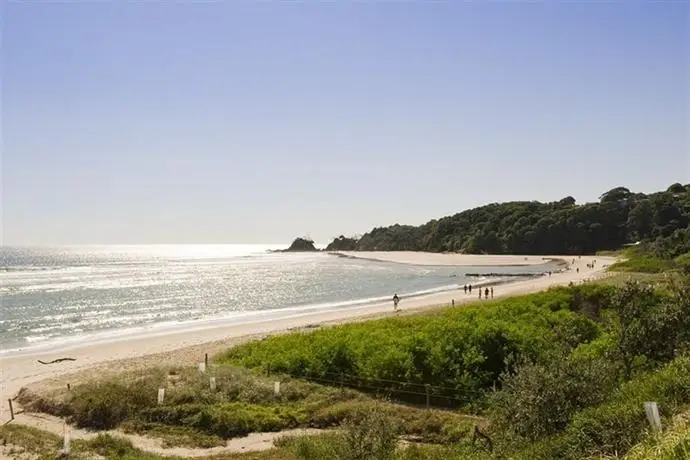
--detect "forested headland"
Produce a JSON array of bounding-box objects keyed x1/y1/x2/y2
[{"x1": 326, "y1": 183, "x2": 690, "y2": 256}]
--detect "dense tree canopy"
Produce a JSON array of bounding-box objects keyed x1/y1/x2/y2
[{"x1": 328, "y1": 184, "x2": 690, "y2": 255}]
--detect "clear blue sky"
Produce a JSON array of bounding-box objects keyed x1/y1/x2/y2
[{"x1": 3, "y1": 2, "x2": 689, "y2": 245}]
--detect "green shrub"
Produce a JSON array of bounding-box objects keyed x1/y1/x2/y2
[
  {"x1": 278, "y1": 432, "x2": 344, "y2": 460},
  {"x1": 489, "y1": 354, "x2": 620, "y2": 444},
  {"x1": 516, "y1": 355, "x2": 690, "y2": 459},
  {"x1": 675, "y1": 252, "x2": 690, "y2": 275},
  {"x1": 139, "y1": 402, "x2": 306, "y2": 438},
  {"x1": 610, "y1": 281, "x2": 690, "y2": 378},
  {"x1": 68, "y1": 377, "x2": 160, "y2": 429},
  {"x1": 340, "y1": 405, "x2": 399, "y2": 460},
  {"x1": 311, "y1": 400, "x2": 473, "y2": 444},
  {"x1": 87, "y1": 433, "x2": 138, "y2": 458},
  {"x1": 218, "y1": 289, "x2": 602, "y2": 404},
  {"x1": 281, "y1": 404, "x2": 399, "y2": 460},
  {"x1": 610, "y1": 256, "x2": 675, "y2": 273}
]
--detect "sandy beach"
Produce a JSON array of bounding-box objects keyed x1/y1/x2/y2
[
  {"x1": 332, "y1": 251, "x2": 567, "y2": 266},
  {"x1": 0, "y1": 254, "x2": 615, "y2": 424}
]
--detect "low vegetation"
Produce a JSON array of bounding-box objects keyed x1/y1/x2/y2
[
  {"x1": 18, "y1": 365, "x2": 476, "y2": 450},
  {"x1": 219, "y1": 286, "x2": 611, "y2": 407},
  {"x1": 219, "y1": 273, "x2": 690, "y2": 459},
  {"x1": 623, "y1": 411, "x2": 690, "y2": 460},
  {"x1": 0, "y1": 425, "x2": 179, "y2": 460}
]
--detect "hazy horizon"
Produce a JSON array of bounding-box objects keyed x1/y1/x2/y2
[{"x1": 4, "y1": 2, "x2": 689, "y2": 245}]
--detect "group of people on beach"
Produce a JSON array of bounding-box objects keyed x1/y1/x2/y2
[
  {"x1": 464, "y1": 284, "x2": 493, "y2": 299},
  {"x1": 391, "y1": 284, "x2": 495, "y2": 312},
  {"x1": 393, "y1": 284, "x2": 497, "y2": 308}
]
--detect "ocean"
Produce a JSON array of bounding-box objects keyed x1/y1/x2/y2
[{"x1": 0, "y1": 245, "x2": 557, "y2": 353}]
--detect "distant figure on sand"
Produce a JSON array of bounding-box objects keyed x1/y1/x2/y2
[
  {"x1": 490, "y1": 287, "x2": 494, "y2": 299},
  {"x1": 469, "y1": 284, "x2": 473, "y2": 293},
  {"x1": 464, "y1": 284, "x2": 468, "y2": 294},
  {"x1": 484, "y1": 287, "x2": 489, "y2": 299},
  {"x1": 393, "y1": 294, "x2": 400, "y2": 310},
  {"x1": 478, "y1": 289, "x2": 482, "y2": 300}
]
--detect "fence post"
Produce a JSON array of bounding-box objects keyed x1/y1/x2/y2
[
  {"x1": 266, "y1": 363, "x2": 271, "y2": 377},
  {"x1": 425, "y1": 384, "x2": 431, "y2": 409},
  {"x1": 204, "y1": 353, "x2": 208, "y2": 371},
  {"x1": 63, "y1": 422, "x2": 71, "y2": 455},
  {"x1": 157, "y1": 388, "x2": 165, "y2": 405},
  {"x1": 644, "y1": 401, "x2": 662, "y2": 432},
  {"x1": 8, "y1": 399, "x2": 14, "y2": 420},
  {"x1": 274, "y1": 381, "x2": 281, "y2": 396},
  {"x1": 210, "y1": 377, "x2": 217, "y2": 391}
]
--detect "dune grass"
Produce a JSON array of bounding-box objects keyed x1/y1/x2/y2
[
  {"x1": 18, "y1": 363, "x2": 478, "y2": 449},
  {"x1": 623, "y1": 413, "x2": 690, "y2": 460}
]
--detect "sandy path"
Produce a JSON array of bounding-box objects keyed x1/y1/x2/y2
[
  {"x1": 0, "y1": 254, "x2": 614, "y2": 455},
  {"x1": 6, "y1": 410, "x2": 323, "y2": 457}
]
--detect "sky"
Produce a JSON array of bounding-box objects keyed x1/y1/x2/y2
[{"x1": 2, "y1": 2, "x2": 689, "y2": 245}]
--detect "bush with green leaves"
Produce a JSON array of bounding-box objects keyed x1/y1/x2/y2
[
  {"x1": 512, "y1": 354, "x2": 690, "y2": 459},
  {"x1": 279, "y1": 405, "x2": 398, "y2": 460},
  {"x1": 610, "y1": 280, "x2": 690, "y2": 378},
  {"x1": 489, "y1": 354, "x2": 620, "y2": 444},
  {"x1": 219, "y1": 287, "x2": 605, "y2": 405}
]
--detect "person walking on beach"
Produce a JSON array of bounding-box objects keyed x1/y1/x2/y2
[
  {"x1": 464, "y1": 284, "x2": 468, "y2": 294},
  {"x1": 478, "y1": 289, "x2": 482, "y2": 300},
  {"x1": 484, "y1": 287, "x2": 489, "y2": 299},
  {"x1": 490, "y1": 287, "x2": 494, "y2": 299},
  {"x1": 393, "y1": 294, "x2": 400, "y2": 311},
  {"x1": 469, "y1": 284, "x2": 473, "y2": 294}
]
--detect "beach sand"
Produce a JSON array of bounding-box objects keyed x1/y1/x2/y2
[
  {"x1": 332, "y1": 251, "x2": 568, "y2": 266},
  {"x1": 0, "y1": 254, "x2": 615, "y2": 423}
]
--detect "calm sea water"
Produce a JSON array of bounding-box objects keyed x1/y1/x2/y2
[{"x1": 0, "y1": 245, "x2": 555, "y2": 352}]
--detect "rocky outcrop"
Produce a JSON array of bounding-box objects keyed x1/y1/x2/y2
[
  {"x1": 325, "y1": 235, "x2": 358, "y2": 251},
  {"x1": 283, "y1": 237, "x2": 318, "y2": 252}
]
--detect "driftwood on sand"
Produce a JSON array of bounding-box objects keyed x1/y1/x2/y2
[{"x1": 37, "y1": 358, "x2": 76, "y2": 365}]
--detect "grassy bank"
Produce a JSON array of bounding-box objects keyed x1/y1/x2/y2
[
  {"x1": 218, "y1": 277, "x2": 690, "y2": 459},
  {"x1": 609, "y1": 245, "x2": 690, "y2": 274},
  {"x1": 18, "y1": 364, "x2": 477, "y2": 449},
  {"x1": 218, "y1": 286, "x2": 612, "y2": 408}
]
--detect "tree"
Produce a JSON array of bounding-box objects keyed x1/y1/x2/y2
[
  {"x1": 558, "y1": 196, "x2": 576, "y2": 207},
  {"x1": 610, "y1": 281, "x2": 690, "y2": 379},
  {"x1": 667, "y1": 183, "x2": 686, "y2": 194},
  {"x1": 626, "y1": 199, "x2": 654, "y2": 240},
  {"x1": 600, "y1": 187, "x2": 631, "y2": 204}
]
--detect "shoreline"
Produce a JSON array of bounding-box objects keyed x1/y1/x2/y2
[
  {"x1": 0, "y1": 256, "x2": 564, "y2": 357},
  {"x1": 330, "y1": 251, "x2": 570, "y2": 267},
  {"x1": 0, "y1": 254, "x2": 615, "y2": 422}
]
